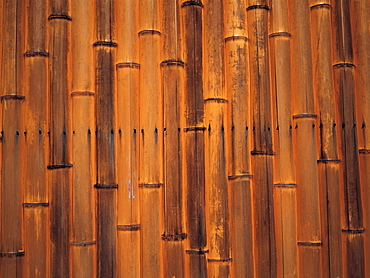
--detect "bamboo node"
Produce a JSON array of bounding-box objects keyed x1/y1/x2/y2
[
  {"x1": 116, "y1": 62, "x2": 140, "y2": 69},
  {"x1": 333, "y1": 62, "x2": 355, "y2": 68},
  {"x1": 48, "y1": 14, "x2": 72, "y2": 21},
  {"x1": 23, "y1": 202, "x2": 49, "y2": 207},
  {"x1": 162, "y1": 233, "x2": 187, "y2": 241},
  {"x1": 247, "y1": 5, "x2": 270, "y2": 11},
  {"x1": 70, "y1": 241, "x2": 96, "y2": 246},
  {"x1": 94, "y1": 183, "x2": 118, "y2": 189},
  {"x1": 181, "y1": 1, "x2": 204, "y2": 8},
  {"x1": 204, "y1": 98, "x2": 228, "y2": 103},
  {"x1": 117, "y1": 224, "x2": 140, "y2": 231},
  {"x1": 293, "y1": 113, "x2": 317, "y2": 119},
  {"x1": 0, "y1": 251, "x2": 25, "y2": 257},
  {"x1": 224, "y1": 35, "x2": 248, "y2": 42},
  {"x1": 24, "y1": 50, "x2": 49, "y2": 57},
  {"x1": 184, "y1": 126, "x2": 206, "y2": 132},
  {"x1": 93, "y1": 41, "x2": 117, "y2": 47},
  {"x1": 297, "y1": 241, "x2": 322, "y2": 246},
  {"x1": 228, "y1": 174, "x2": 252, "y2": 180},
  {"x1": 359, "y1": 149, "x2": 370, "y2": 154},
  {"x1": 342, "y1": 228, "x2": 365, "y2": 234},
  {"x1": 71, "y1": 91, "x2": 95, "y2": 97},
  {"x1": 139, "y1": 183, "x2": 163, "y2": 188},
  {"x1": 317, "y1": 159, "x2": 340, "y2": 163},
  {"x1": 160, "y1": 60, "x2": 185, "y2": 67},
  {"x1": 208, "y1": 258, "x2": 232, "y2": 262},
  {"x1": 186, "y1": 249, "x2": 209, "y2": 254},
  {"x1": 310, "y1": 3, "x2": 331, "y2": 9},
  {"x1": 47, "y1": 164, "x2": 73, "y2": 170},
  {"x1": 138, "y1": 30, "x2": 161, "y2": 36},
  {"x1": 269, "y1": 32, "x2": 291, "y2": 38},
  {"x1": 251, "y1": 150, "x2": 275, "y2": 156},
  {"x1": 274, "y1": 183, "x2": 297, "y2": 188},
  {"x1": 0, "y1": 94, "x2": 25, "y2": 101}
]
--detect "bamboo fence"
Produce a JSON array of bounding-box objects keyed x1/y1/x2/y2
[{"x1": 1, "y1": 1, "x2": 369, "y2": 277}]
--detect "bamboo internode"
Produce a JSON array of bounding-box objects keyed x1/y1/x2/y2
[{"x1": 1, "y1": 1, "x2": 369, "y2": 277}]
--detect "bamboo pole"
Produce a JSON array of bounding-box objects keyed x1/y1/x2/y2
[
  {"x1": 23, "y1": 0, "x2": 49, "y2": 276},
  {"x1": 0, "y1": 0, "x2": 25, "y2": 276},
  {"x1": 224, "y1": 0, "x2": 254, "y2": 277},
  {"x1": 289, "y1": 0, "x2": 323, "y2": 276},
  {"x1": 269, "y1": 0, "x2": 297, "y2": 276},
  {"x1": 332, "y1": 1, "x2": 365, "y2": 277},
  {"x1": 310, "y1": 1, "x2": 343, "y2": 277},
  {"x1": 203, "y1": 0, "x2": 231, "y2": 277},
  {"x1": 116, "y1": 1, "x2": 140, "y2": 277},
  {"x1": 138, "y1": 0, "x2": 164, "y2": 276},
  {"x1": 181, "y1": 1, "x2": 207, "y2": 277},
  {"x1": 70, "y1": 0, "x2": 96, "y2": 276},
  {"x1": 351, "y1": 1, "x2": 370, "y2": 277},
  {"x1": 94, "y1": 0, "x2": 117, "y2": 276},
  {"x1": 48, "y1": 0, "x2": 72, "y2": 276},
  {"x1": 161, "y1": 0, "x2": 186, "y2": 277},
  {"x1": 246, "y1": 1, "x2": 277, "y2": 277}
]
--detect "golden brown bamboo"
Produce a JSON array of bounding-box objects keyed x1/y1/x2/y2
[
  {"x1": 23, "y1": 0, "x2": 49, "y2": 276},
  {"x1": 224, "y1": 0, "x2": 254, "y2": 277},
  {"x1": 116, "y1": 1, "x2": 140, "y2": 278},
  {"x1": 48, "y1": 1, "x2": 72, "y2": 276},
  {"x1": 181, "y1": 1, "x2": 207, "y2": 277},
  {"x1": 269, "y1": 0, "x2": 297, "y2": 276},
  {"x1": 70, "y1": 0, "x2": 96, "y2": 276},
  {"x1": 138, "y1": 0, "x2": 164, "y2": 276},
  {"x1": 332, "y1": 1, "x2": 365, "y2": 277},
  {"x1": 246, "y1": 1, "x2": 276, "y2": 276},
  {"x1": 161, "y1": 0, "x2": 186, "y2": 277},
  {"x1": 94, "y1": 0, "x2": 117, "y2": 276},
  {"x1": 310, "y1": 1, "x2": 343, "y2": 277}
]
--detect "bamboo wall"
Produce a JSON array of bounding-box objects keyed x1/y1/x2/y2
[{"x1": 0, "y1": 0, "x2": 369, "y2": 277}]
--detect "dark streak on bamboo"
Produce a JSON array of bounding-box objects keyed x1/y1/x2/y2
[
  {"x1": 184, "y1": 126, "x2": 206, "y2": 132},
  {"x1": 24, "y1": 50, "x2": 49, "y2": 57},
  {"x1": 292, "y1": 113, "x2": 317, "y2": 119},
  {"x1": 47, "y1": 164, "x2": 73, "y2": 169},
  {"x1": 160, "y1": 60, "x2": 185, "y2": 67},
  {"x1": 207, "y1": 258, "x2": 232, "y2": 262},
  {"x1": 138, "y1": 183, "x2": 163, "y2": 188},
  {"x1": 70, "y1": 241, "x2": 96, "y2": 246},
  {"x1": 0, "y1": 251, "x2": 25, "y2": 257},
  {"x1": 310, "y1": 3, "x2": 331, "y2": 9},
  {"x1": 71, "y1": 91, "x2": 95, "y2": 96},
  {"x1": 359, "y1": 149, "x2": 370, "y2": 154},
  {"x1": 0, "y1": 95, "x2": 25, "y2": 100},
  {"x1": 181, "y1": 1, "x2": 204, "y2": 8},
  {"x1": 342, "y1": 229, "x2": 365, "y2": 234},
  {"x1": 224, "y1": 35, "x2": 248, "y2": 42},
  {"x1": 251, "y1": 150, "x2": 275, "y2": 155},
  {"x1": 228, "y1": 174, "x2": 253, "y2": 180},
  {"x1": 297, "y1": 241, "x2": 322, "y2": 246},
  {"x1": 23, "y1": 202, "x2": 49, "y2": 207},
  {"x1": 274, "y1": 183, "x2": 297, "y2": 188},
  {"x1": 246, "y1": 5, "x2": 270, "y2": 11},
  {"x1": 162, "y1": 233, "x2": 187, "y2": 241},
  {"x1": 317, "y1": 159, "x2": 340, "y2": 163},
  {"x1": 116, "y1": 62, "x2": 140, "y2": 69},
  {"x1": 333, "y1": 62, "x2": 355, "y2": 68},
  {"x1": 186, "y1": 249, "x2": 209, "y2": 254},
  {"x1": 269, "y1": 32, "x2": 291, "y2": 38},
  {"x1": 48, "y1": 14, "x2": 72, "y2": 21},
  {"x1": 94, "y1": 183, "x2": 118, "y2": 189},
  {"x1": 138, "y1": 30, "x2": 161, "y2": 36},
  {"x1": 204, "y1": 98, "x2": 228, "y2": 103},
  {"x1": 93, "y1": 41, "x2": 118, "y2": 47},
  {"x1": 117, "y1": 224, "x2": 140, "y2": 231}
]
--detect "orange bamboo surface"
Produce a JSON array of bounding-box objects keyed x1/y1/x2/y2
[{"x1": 1, "y1": 1, "x2": 370, "y2": 277}]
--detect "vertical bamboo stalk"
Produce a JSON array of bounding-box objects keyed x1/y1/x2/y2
[
  {"x1": 48, "y1": 0, "x2": 72, "y2": 276},
  {"x1": 0, "y1": 1, "x2": 25, "y2": 276},
  {"x1": 116, "y1": 1, "x2": 140, "y2": 277},
  {"x1": 332, "y1": 1, "x2": 364, "y2": 277},
  {"x1": 94, "y1": 0, "x2": 117, "y2": 276},
  {"x1": 70, "y1": 0, "x2": 96, "y2": 276},
  {"x1": 269, "y1": 0, "x2": 297, "y2": 277},
  {"x1": 23, "y1": 0, "x2": 49, "y2": 276},
  {"x1": 138, "y1": 0, "x2": 164, "y2": 276},
  {"x1": 161, "y1": 0, "x2": 186, "y2": 277},
  {"x1": 351, "y1": 1, "x2": 370, "y2": 277},
  {"x1": 289, "y1": 0, "x2": 322, "y2": 277},
  {"x1": 246, "y1": 1, "x2": 276, "y2": 277},
  {"x1": 181, "y1": 1, "x2": 207, "y2": 277},
  {"x1": 310, "y1": 1, "x2": 343, "y2": 277},
  {"x1": 203, "y1": 1, "x2": 230, "y2": 277},
  {"x1": 224, "y1": 0, "x2": 254, "y2": 277}
]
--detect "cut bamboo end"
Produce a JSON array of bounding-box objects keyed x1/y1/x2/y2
[
  {"x1": 251, "y1": 150, "x2": 275, "y2": 156},
  {"x1": 47, "y1": 164, "x2": 73, "y2": 170},
  {"x1": 23, "y1": 202, "x2": 49, "y2": 208},
  {"x1": 93, "y1": 41, "x2": 117, "y2": 47},
  {"x1": 181, "y1": 1, "x2": 204, "y2": 8},
  {"x1": 333, "y1": 62, "x2": 355, "y2": 68},
  {"x1": 246, "y1": 5, "x2": 270, "y2": 11},
  {"x1": 70, "y1": 241, "x2": 96, "y2": 246},
  {"x1": 0, "y1": 251, "x2": 25, "y2": 258},
  {"x1": 204, "y1": 98, "x2": 228, "y2": 103},
  {"x1": 117, "y1": 224, "x2": 140, "y2": 231},
  {"x1": 224, "y1": 35, "x2": 248, "y2": 42},
  {"x1": 359, "y1": 149, "x2": 370, "y2": 154},
  {"x1": 48, "y1": 14, "x2": 72, "y2": 21},
  {"x1": 160, "y1": 60, "x2": 185, "y2": 67},
  {"x1": 71, "y1": 91, "x2": 95, "y2": 97},
  {"x1": 138, "y1": 30, "x2": 161, "y2": 36},
  {"x1": 292, "y1": 113, "x2": 317, "y2": 119},
  {"x1": 186, "y1": 249, "x2": 209, "y2": 254},
  {"x1": 162, "y1": 233, "x2": 187, "y2": 241},
  {"x1": 184, "y1": 126, "x2": 206, "y2": 132},
  {"x1": 94, "y1": 183, "x2": 118, "y2": 189},
  {"x1": 297, "y1": 241, "x2": 322, "y2": 246},
  {"x1": 0, "y1": 95, "x2": 25, "y2": 101},
  {"x1": 269, "y1": 32, "x2": 291, "y2": 38},
  {"x1": 24, "y1": 50, "x2": 49, "y2": 57},
  {"x1": 310, "y1": 3, "x2": 331, "y2": 9},
  {"x1": 342, "y1": 229, "x2": 365, "y2": 234},
  {"x1": 116, "y1": 62, "x2": 140, "y2": 69},
  {"x1": 138, "y1": 183, "x2": 163, "y2": 188},
  {"x1": 274, "y1": 183, "x2": 297, "y2": 188},
  {"x1": 228, "y1": 174, "x2": 252, "y2": 180},
  {"x1": 317, "y1": 159, "x2": 340, "y2": 163},
  {"x1": 208, "y1": 258, "x2": 232, "y2": 263}
]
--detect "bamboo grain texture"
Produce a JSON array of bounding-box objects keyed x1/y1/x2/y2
[{"x1": 0, "y1": 1, "x2": 369, "y2": 277}]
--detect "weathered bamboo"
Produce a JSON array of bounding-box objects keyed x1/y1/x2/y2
[
  {"x1": 116, "y1": 1, "x2": 140, "y2": 277},
  {"x1": 289, "y1": 0, "x2": 323, "y2": 276},
  {"x1": 269, "y1": 0, "x2": 297, "y2": 277},
  {"x1": 23, "y1": 0, "x2": 49, "y2": 276},
  {"x1": 224, "y1": 0, "x2": 254, "y2": 277},
  {"x1": 351, "y1": 1, "x2": 370, "y2": 277},
  {"x1": 48, "y1": 1, "x2": 72, "y2": 276},
  {"x1": 310, "y1": 1, "x2": 343, "y2": 277},
  {"x1": 246, "y1": 1, "x2": 276, "y2": 277},
  {"x1": 181, "y1": 1, "x2": 207, "y2": 277},
  {"x1": 70, "y1": 0, "x2": 96, "y2": 276},
  {"x1": 138, "y1": 0, "x2": 164, "y2": 276},
  {"x1": 94, "y1": 0, "x2": 117, "y2": 276},
  {"x1": 0, "y1": 1, "x2": 25, "y2": 275},
  {"x1": 161, "y1": 0, "x2": 186, "y2": 277},
  {"x1": 332, "y1": 1, "x2": 365, "y2": 277}
]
